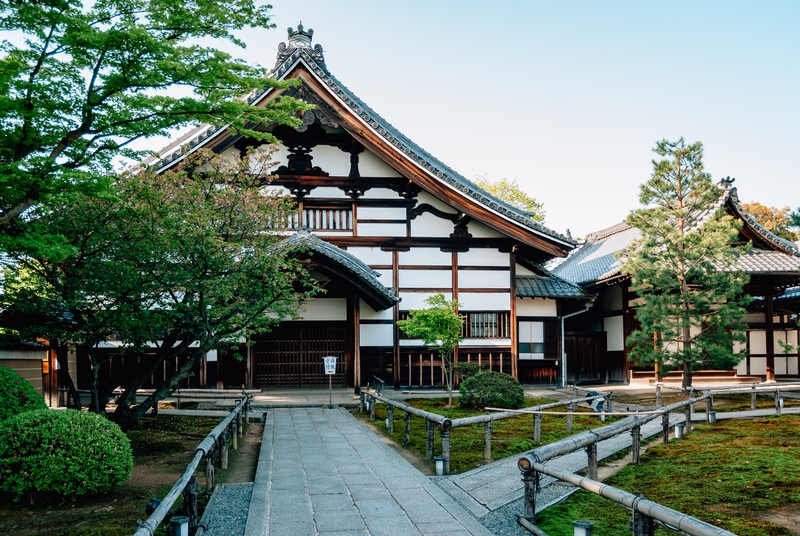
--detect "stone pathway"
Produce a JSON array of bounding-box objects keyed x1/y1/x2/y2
[{"x1": 243, "y1": 407, "x2": 493, "y2": 536}]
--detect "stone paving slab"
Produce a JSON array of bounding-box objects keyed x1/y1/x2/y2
[{"x1": 242, "y1": 407, "x2": 492, "y2": 536}]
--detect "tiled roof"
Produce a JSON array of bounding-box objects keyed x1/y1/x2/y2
[
  {"x1": 148, "y1": 34, "x2": 576, "y2": 250},
  {"x1": 551, "y1": 224, "x2": 639, "y2": 285},
  {"x1": 516, "y1": 276, "x2": 590, "y2": 299},
  {"x1": 776, "y1": 286, "x2": 800, "y2": 301},
  {"x1": 281, "y1": 231, "x2": 399, "y2": 307},
  {"x1": 722, "y1": 248, "x2": 800, "y2": 274}
]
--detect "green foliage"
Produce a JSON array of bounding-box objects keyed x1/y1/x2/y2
[
  {"x1": 473, "y1": 176, "x2": 545, "y2": 222},
  {"x1": 623, "y1": 139, "x2": 750, "y2": 388},
  {"x1": 0, "y1": 366, "x2": 47, "y2": 421},
  {"x1": 537, "y1": 417, "x2": 800, "y2": 535},
  {"x1": 453, "y1": 361, "x2": 485, "y2": 382},
  {"x1": 397, "y1": 294, "x2": 464, "y2": 404},
  {"x1": 458, "y1": 370, "x2": 525, "y2": 409},
  {"x1": 742, "y1": 202, "x2": 799, "y2": 241},
  {"x1": 2, "y1": 148, "x2": 317, "y2": 429},
  {"x1": 790, "y1": 208, "x2": 800, "y2": 229},
  {"x1": 0, "y1": 0, "x2": 311, "y2": 258},
  {"x1": 0, "y1": 409, "x2": 133, "y2": 501}
]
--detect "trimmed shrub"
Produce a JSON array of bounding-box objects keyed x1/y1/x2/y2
[
  {"x1": 459, "y1": 370, "x2": 525, "y2": 409},
  {"x1": 453, "y1": 362, "x2": 485, "y2": 382},
  {"x1": 0, "y1": 366, "x2": 47, "y2": 422},
  {"x1": 0, "y1": 409, "x2": 133, "y2": 501}
]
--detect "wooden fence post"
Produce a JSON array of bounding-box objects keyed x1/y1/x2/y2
[
  {"x1": 662, "y1": 411, "x2": 670, "y2": 444},
  {"x1": 632, "y1": 493, "x2": 655, "y2": 536},
  {"x1": 205, "y1": 448, "x2": 215, "y2": 492},
  {"x1": 566, "y1": 403, "x2": 574, "y2": 434},
  {"x1": 232, "y1": 421, "x2": 238, "y2": 451},
  {"x1": 183, "y1": 471, "x2": 199, "y2": 529},
  {"x1": 387, "y1": 405, "x2": 395, "y2": 432},
  {"x1": 751, "y1": 387, "x2": 757, "y2": 410},
  {"x1": 684, "y1": 400, "x2": 692, "y2": 434},
  {"x1": 606, "y1": 392, "x2": 613, "y2": 413},
  {"x1": 369, "y1": 395, "x2": 375, "y2": 421},
  {"x1": 220, "y1": 431, "x2": 229, "y2": 470},
  {"x1": 656, "y1": 384, "x2": 661, "y2": 407},
  {"x1": 404, "y1": 412, "x2": 411, "y2": 446},
  {"x1": 631, "y1": 425, "x2": 641, "y2": 464},
  {"x1": 484, "y1": 419, "x2": 492, "y2": 464},
  {"x1": 775, "y1": 389, "x2": 782, "y2": 417},
  {"x1": 426, "y1": 420, "x2": 435, "y2": 460},
  {"x1": 586, "y1": 443, "x2": 598, "y2": 481},
  {"x1": 534, "y1": 414, "x2": 542, "y2": 443},
  {"x1": 523, "y1": 470, "x2": 538, "y2": 523}
]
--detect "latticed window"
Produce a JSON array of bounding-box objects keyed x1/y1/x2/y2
[{"x1": 398, "y1": 311, "x2": 510, "y2": 339}]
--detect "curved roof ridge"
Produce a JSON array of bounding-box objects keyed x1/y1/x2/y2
[{"x1": 727, "y1": 187, "x2": 800, "y2": 256}]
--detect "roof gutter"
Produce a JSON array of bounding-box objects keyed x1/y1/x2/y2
[{"x1": 559, "y1": 304, "x2": 592, "y2": 388}]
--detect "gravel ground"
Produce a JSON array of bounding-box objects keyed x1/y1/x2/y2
[
  {"x1": 478, "y1": 481, "x2": 579, "y2": 536},
  {"x1": 200, "y1": 483, "x2": 252, "y2": 536}
]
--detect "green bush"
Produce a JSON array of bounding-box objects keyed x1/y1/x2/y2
[
  {"x1": 459, "y1": 370, "x2": 525, "y2": 409},
  {"x1": 453, "y1": 362, "x2": 485, "y2": 382},
  {"x1": 0, "y1": 366, "x2": 47, "y2": 422},
  {"x1": 0, "y1": 409, "x2": 133, "y2": 501}
]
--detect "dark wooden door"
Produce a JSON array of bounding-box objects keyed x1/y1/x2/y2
[
  {"x1": 565, "y1": 331, "x2": 607, "y2": 384},
  {"x1": 253, "y1": 322, "x2": 347, "y2": 387}
]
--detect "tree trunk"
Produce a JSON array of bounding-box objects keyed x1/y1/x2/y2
[
  {"x1": 54, "y1": 343, "x2": 81, "y2": 409},
  {"x1": 682, "y1": 359, "x2": 693, "y2": 390}
]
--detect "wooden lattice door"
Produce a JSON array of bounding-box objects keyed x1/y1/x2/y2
[{"x1": 253, "y1": 322, "x2": 347, "y2": 387}]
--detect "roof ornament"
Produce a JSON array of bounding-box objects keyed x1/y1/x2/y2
[
  {"x1": 275, "y1": 21, "x2": 326, "y2": 69},
  {"x1": 720, "y1": 176, "x2": 735, "y2": 188}
]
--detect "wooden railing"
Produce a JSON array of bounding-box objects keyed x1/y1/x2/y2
[{"x1": 285, "y1": 206, "x2": 353, "y2": 231}]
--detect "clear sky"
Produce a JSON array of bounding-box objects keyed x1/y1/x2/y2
[{"x1": 211, "y1": 1, "x2": 799, "y2": 239}]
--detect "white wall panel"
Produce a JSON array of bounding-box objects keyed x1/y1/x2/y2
[
  {"x1": 789, "y1": 356, "x2": 798, "y2": 375},
  {"x1": 359, "y1": 300, "x2": 394, "y2": 320},
  {"x1": 417, "y1": 191, "x2": 456, "y2": 213},
  {"x1": 516, "y1": 298, "x2": 557, "y2": 317},
  {"x1": 605, "y1": 315, "x2": 625, "y2": 352},
  {"x1": 399, "y1": 269, "x2": 451, "y2": 289},
  {"x1": 750, "y1": 331, "x2": 766, "y2": 354},
  {"x1": 458, "y1": 249, "x2": 509, "y2": 267},
  {"x1": 360, "y1": 149, "x2": 401, "y2": 177},
  {"x1": 374, "y1": 269, "x2": 393, "y2": 288},
  {"x1": 361, "y1": 187, "x2": 400, "y2": 200},
  {"x1": 307, "y1": 186, "x2": 348, "y2": 199},
  {"x1": 357, "y1": 223, "x2": 406, "y2": 237},
  {"x1": 468, "y1": 220, "x2": 505, "y2": 238},
  {"x1": 776, "y1": 356, "x2": 787, "y2": 375},
  {"x1": 358, "y1": 206, "x2": 407, "y2": 220},
  {"x1": 359, "y1": 324, "x2": 394, "y2": 347},
  {"x1": 460, "y1": 339, "x2": 511, "y2": 348},
  {"x1": 411, "y1": 212, "x2": 455, "y2": 237},
  {"x1": 459, "y1": 292, "x2": 511, "y2": 311},
  {"x1": 459, "y1": 270, "x2": 509, "y2": 289},
  {"x1": 733, "y1": 340, "x2": 746, "y2": 354},
  {"x1": 735, "y1": 357, "x2": 748, "y2": 376},
  {"x1": 298, "y1": 298, "x2": 347, "y2": 321},
  {"x1": 516, "y1": 265, "x2": 536, "y2": 276},
  {"x1": 399, "y1": 292, "x2": 452, "y2": 310},
  {"x1": 750, "y1": 357, "x2": 767, "y2": 375},
  {"x1": 345, "y1": 247, "x2": 392, "y2": 265},
  {"x1": 399, "y1": 248, "x2": 451, "y2": 266},
  {"x1": 310, "y1": 145, "x2": 350, "y2": 176}
]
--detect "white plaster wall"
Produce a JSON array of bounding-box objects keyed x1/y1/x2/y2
[
  {"x1": 307, "y1": 186, "x2": 348, "y2": 199},
  {"x1": 400, "y1": 339, "x2": 425, "y2": 348},
  {"x1": 361, "y1": 187, "x2": 400, "y2": 200},
  {"x1": 417, "y1": 191, "x2": 456, "y2": 213},
  {"x1": 750, "y1": 356, "x2": 767, "y2": 375},
  {"x1": 399, "y1": 292, "x2": 453, "y2": 310},
  {"x1": 516, "y1": 298, "x2": 557, "y2": 317},
  {"x1": 789, "y1": 356, "x2": 799, "y2": 375},
  {"x1": 603, "y1": 286, "x2": 623, "y2": 312},
  {"x1": 516, "y1": 265, "x2": 536, "y2": 276},
  {"x1": 399, "y1": 269, "x2": 451, "y2": 289},
  {"x1": 0, "y1": 350, "x2": 47, "y2": 360},
  {"x1": 358, "y1": 223, "x2": 406, "y2": 237},
  {"x1": 736, "y1": 357, "x2": 748, "y2": 376},
  {"x1": 733, "y1": 340, "x2": 746, "y2": 354},
  {"x1": 460, "y1": 339, "x2": 511, "y2": 348},
  {"x1": 605, "y1": 315, "x2": 625, "y2": 352},
  {"x1": 359, "y1": 300, "x2": 394, "y2": 320},
  {"x1": 459, "y1": 292, "x2": 511, "y2": 311},
  {"x1": 399, "y1": 248, "x2": 451, "y2": 266},
  {"x1": 309, "y1": 145, "x2": 350, "y2": 176},
  {"x1": 374, "y1": 269, "x2": 393, "y2": 288},
  {"x1": 297, "y1": 298, "x2": 347, "y2": 321},
  {"x1": 750, "y1": 331, "x2": 767, "y2": 354},
  {"x1": 360, "y1": 149, "x2": 402, "y2": 177},
  {"x1": 411, "y1": 212, "x2": 455, "y2": 238},
  {"x1": 776, "y1": 356, "x2": 787, "y2": 375},
  {"x1": 468, "y1": 220, "x2": 505, "y2": 238},
  {"x1": 358, "y1": 207, "x2": 407, "y2": 220},
  {"x1": 458, "y1": 249, "x2": 509, "y2": 267},
  {"x1": 459, "y1": 270, "x2": 509, "y2": 289},
  {"x1": 360, "y1": 324, "x2": 394, "y2": 346},
  {"x1": 271, "y1": 144, "x2": 291, "y2": 168},
  {"x1": 346, "y1": 247, "x2": 392, "y2": 265}
]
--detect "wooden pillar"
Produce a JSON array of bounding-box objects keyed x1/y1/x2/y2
[
  {"x1": 766, "y1": 294, "x2": 775, "y2": 382},
  {"x1": 586, "y1": 443, "x2": 598, "y2": 480},
  {"x1": 451, "y1": 251, "x2": 460, "y2": 376},
  {"x1": 392, "y1": 250, "x2": 401, "y2": 389},
  {"x1": 510, "y1": 252, "x2": 518, "y2": 380},
  {"x1": 348, "y1": 294, "x2": 360, "y2": 391}
]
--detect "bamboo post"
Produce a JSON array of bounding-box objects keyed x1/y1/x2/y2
[
  {"x1": 369, "y1": 395, "x2": 375, "y2": 421},
  {"x1": 586, "y1": 443, "x2": 598, "y2": 480},
  {"x1": 404, "y1": 412, "x2": 411, "y2": 446},
  {"x1": 426, "y1": 420, "x2": 435, "y2": 460},
  {"x1": 662, "y1": 411, "x2": 670, "y2": 443},
  {"x1": 656, "y1": 384, "x2": 661, "y2": 407},
  {"x1": 484, "y1": 419, "x2": 492, "y2": 464},
  {"x1": 631, "y1": 425, "x2": 641, "y2": 464},
  {"x1": 775, "y1": 389, "x2": 782, "y2": 417},
  {"x1": 534, "y1": 414, "x2": 542, "y2": 443},
  {"x1": 205, "y1": 449, "x2": 215, "y2": 492},
  {"x1": 232, "y1": 421, "x2": 238, "y2": 451},
  {"x1": 751, "y1": 388, "x2": 757, "y2": 410},
  {"x1": 387, "y1": 405, "x2": 395, "y2": 432},
  {"x1": 441, "y1": 429, "x2": 451, "y2": 475},
  {"x1": 606, "y1": 392, "x2": 613, "y2": 413},
  {"x1": 220, "y1": 432, "x2": 229, "y2": 470}
]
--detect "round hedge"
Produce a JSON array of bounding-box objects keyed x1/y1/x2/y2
[
  {"x1": 459, "y1": 370, "x2": 525, "y2": 409},
  {"x1": 0, "y1": 366, "x2": 47, "y2": 422},
  {"x1": 0, "y1": 409, "x2": 133, "y2": 501}
]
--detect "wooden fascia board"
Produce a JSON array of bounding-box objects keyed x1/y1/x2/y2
[{"x1": 290, "y1": 68, "x2": 572, "y2": 258}]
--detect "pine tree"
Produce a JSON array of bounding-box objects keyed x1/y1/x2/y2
[{"x1": 623, "y1": 138, "x2": 750, "y2": 389}]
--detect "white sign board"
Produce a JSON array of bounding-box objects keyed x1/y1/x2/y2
[{"x1": 323, "y1": 356, "x2": 337, "y2": 375}]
